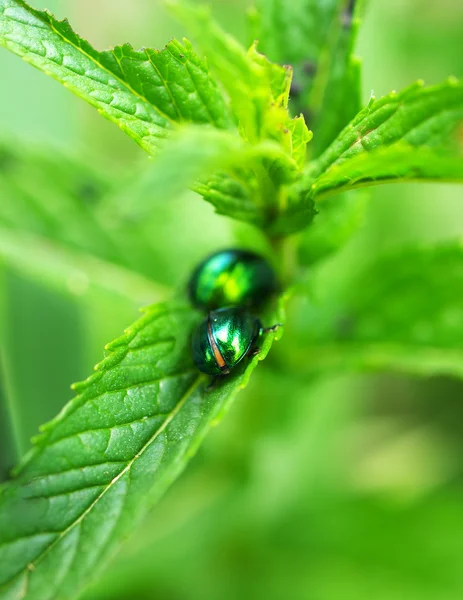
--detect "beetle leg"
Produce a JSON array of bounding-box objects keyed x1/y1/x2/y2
[
  {"x1": 205, "y1": 376, "x2": 220, "y2": 392},
  {"x1": 262, "y1": 322, "x2": 282, "y2": 334}
]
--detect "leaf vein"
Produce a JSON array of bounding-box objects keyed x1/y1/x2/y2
[
  {"x1": 44, "y1": 19, "x2": 175, "y2": 127},
  {"x1": 26, "y1": 483, "x2": 105, "y2": 501},
  {"x1": 7, "y1": 374, "x2": 202, "y2": 583}
]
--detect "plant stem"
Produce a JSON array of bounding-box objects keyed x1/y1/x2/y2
[{"x1": 270, "y1": 234, "x2": 298, "y2": 285}]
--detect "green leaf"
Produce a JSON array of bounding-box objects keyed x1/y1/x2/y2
[
  {"x1": 0, "y1": 267, "x2": 21, "y2": 482},
  {"x1": 304, "y1": 80, "x2": 463, "y2": 200},
  {"x1": 0, "y1": 226, "x2": 167, "y2": 485},
  {"x1": 110, "y1": 127, "x2": 245, "y2": 220},
  {"x1": 0, "y1": 138, "x2": 221, "y2": 284},
  {"x1": 195, "y1": 172, "x2": 261, "y2": 227},
  {"x1": 309, "y1": 0, "x2": 367, "y2": 156},
  {"x1": 249, "y1": 0, "x2": 340, "y2": 105},
  {"x1": 0, "y1": 298, "x2": 284, "y2": 600},
  {"x1": 195, "y1": 160, "x2": 316, "y2": 235},
  {"x1": 0, "y1": 136, "x2": 263, "y2": 291},
  {"x1": 250, "y1": 0, "x2": 365, "y2": 153},
  {"x1": 0, "y1": 364, "x2": 18, "y2": 482},
  {"x1": 108, "y1": 125, "x2": 301, "y2": 231},
  {"x1": 0, "y1": 138, "x2": 167, "y2": 283},
  {"x1": 165, "y1": 2, "x2": 317, "y2": 234},
  {"x1": 0, "y1": 227, "x2": 166, "y2": 305},
  {"x1": 285, "y1": 242, "x2": 463, "y2": 379},
  {"x1": 286, "y1": 114, "x2": 314, "y2": 168},
  {"x1": 0, "y1": 0, "x2": 232, "y2": 155},
  {"x1": 112, "y1": 127, "x2": 294, "y2": 216},
  {"x1": 0, "y1": 140, "x2": 121, "y2": 261},
  {"x1": 166, "y1": 0, "x2": 311, "y2": 166},
  {"x1": 0, "y1": 270, "x2": 87, "y2": 473},
  {"x1": 311, "y1": 142, "x2": 463, "y2": 198},
  {"x1": 298, "y1": 191, "x2": 369, "y2": 265}
]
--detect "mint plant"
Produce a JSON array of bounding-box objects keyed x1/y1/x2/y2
[{"x1": 0, "y1": 1, "x2": 462, "y2": 599}]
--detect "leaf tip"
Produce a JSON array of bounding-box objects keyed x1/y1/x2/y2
[
  {"x1": 105, "y1": 334, "x2": 127, "y2": 351},
  {"x1": 30, "y1": 433, "x2": 43, "y2": 445},
  {"x1": 71, "y1": 380, "x2": 87, "y2": 393}
]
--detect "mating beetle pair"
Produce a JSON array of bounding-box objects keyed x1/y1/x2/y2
[{"x1": 188, "y1": 249, "x2": 280, "y2": 377}]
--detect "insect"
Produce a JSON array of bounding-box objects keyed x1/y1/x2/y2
[
  {"x1": 191, "y1": 307, "x2": 280, "y2": 376},
  {"x1": 188, "y1": 248, "x2": 278, "y2": 311}
]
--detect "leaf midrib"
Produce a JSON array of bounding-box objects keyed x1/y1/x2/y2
[
  {"x1": 2, "y1": 373, "x2": 202, "y2": 589},
  {"x1": 2, "y1": 2, "x2": 178, "y2": 127},
  {"x1": 313, "y1": 173, "x2": 463, "y2": 201},
  {"x1": 311, "y1": 83, "x2": 463, "y2": 181}
]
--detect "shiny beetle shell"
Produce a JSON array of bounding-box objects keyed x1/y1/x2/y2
[
  {"x1": 191, "y1": 308, "x2": 261, "y2": 376},
  {"x1": 188, "y1": 249, "x2": 278, "y2": 311}
]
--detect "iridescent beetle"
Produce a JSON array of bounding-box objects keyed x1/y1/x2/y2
[
  {"x1": 188, "y1": 249, "x2": 278, "y2": 311},
  {"x1": 189, "y1": 249, "x2": 280, "y2": 379},
  {"x1": 191, "y1": 307, "x2": 279, "y2": 376}
]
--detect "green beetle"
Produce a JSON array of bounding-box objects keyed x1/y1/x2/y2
[
  {"x1": 188, "y1": 249, "x2": 278, "y2": 311},
  {"x1": 191, "y1": 307, "x2": 279, "y2": 376}
]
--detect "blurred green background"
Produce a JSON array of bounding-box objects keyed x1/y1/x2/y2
[{"x1": 1, "y1": 1, "x2": 462, "y2": 598}]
